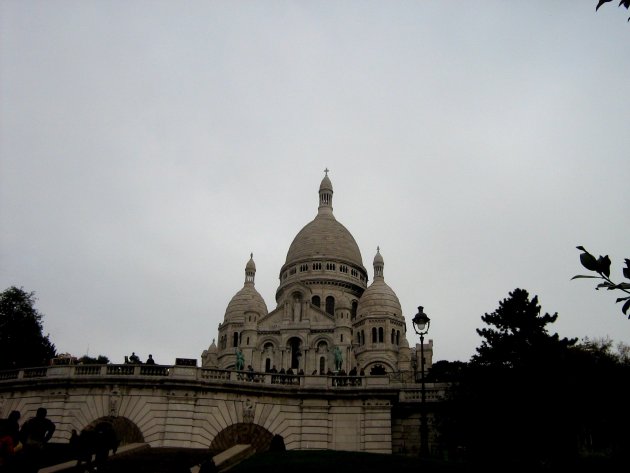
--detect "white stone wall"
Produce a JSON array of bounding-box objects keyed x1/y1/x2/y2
[{"x1": 0, "y1": 379, "x2": 396, "y2": 454}]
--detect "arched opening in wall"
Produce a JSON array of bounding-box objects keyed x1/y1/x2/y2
[
  {"x1": 210, "y1": 423, "x2": 274, "y2": 454},
  {"x1": 378, "y1": 327, "x2": 384, "y2": 343},
  {"x1": 396, "y1": 330, "x2": 400, "y2": 345},
  {"x1": 84, "y1": 416, "x2": 144, "y2": 446},
  {"x1": 372, "y1": 327, "x2": 377, "y2": 343},
  {"x1": 287, "y1": 337, "x2": 302, "y2": 370},
  {"x1": 319, "y1": 356, "x2": 326, "y2": 374},
  {"x1": 351, "y1": 300, "x2": 358, "y2": 320},
  {"x1": 265, "y1": 358, "x2": 271, "y2": 372},
  {"x1": 370, "y1": 364, "x2": 387, "y2": 375},
  {"x1": 233, "y1": 332, "x2": 239, "y2": 347},
  {"x1": 312, "y1": 295, "x2": 321, "y2": 308},
  {"x1": 325, "y1": 296, "x2": 335, "y2": 315}
]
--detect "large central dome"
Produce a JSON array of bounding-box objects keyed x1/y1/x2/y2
[
  {"x1": 285, "y1": 215, "x2": 363, "y2": 267},
  {"x1": 284, "y1": 172, "x2": 364, "y2": 268}
]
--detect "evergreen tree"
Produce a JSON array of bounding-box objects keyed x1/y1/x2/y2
[
  {"x1": 473, "y1": 288, "x2": 576, "y2": 368},
  {"x1": 439, "y1": 289, "x2": 578, "y2": 469},
  {"x1": 0, "y1": 286, "x2": 56, "y2": 369}
]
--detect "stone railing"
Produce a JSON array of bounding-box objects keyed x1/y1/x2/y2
[
  {"x1": 399, "y1": 382, "x2": 450, "y2": 402},
  {"x1": 0, "y1": 365, "x2": 444, "y2": 397}
]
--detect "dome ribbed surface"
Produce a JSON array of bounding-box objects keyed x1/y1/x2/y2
[
  {"x1": 357, "y1": 279, "x2": 402, "y2": 316},
  {"x1": 224, "y1": 285, "x2": 268, "y2": 320},
  {"x1": 285, "y1": 214, "x2": 363, "y2": 267}
]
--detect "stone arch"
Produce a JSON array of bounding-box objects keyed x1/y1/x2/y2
[
  {"x1": 311, "y1": 335, "x2": 333, "y2": 351},
  {"x1": 286, "y1": 336, "x2": 303, "y2": 370},
  {"x1": 364, "y1": 360, "x2": 396, "y2": 374},
  {"x1": 84, "y1": 416, "x2": 144, "y2": 445},
  {"x1": 257, "y1": 337, "x2": 279, "y2": 352},
  {"x1": 210, "y1": 423, "x2": 274, "y2": 453}
]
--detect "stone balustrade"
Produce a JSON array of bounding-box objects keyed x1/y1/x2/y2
[{"x1": 0, "y1": 364, "x2": 445, "y2": 400}]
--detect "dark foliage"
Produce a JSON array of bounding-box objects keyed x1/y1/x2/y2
[
  {"x1": 573, "y1": 246, "x2": 630, "y2": 317},
  {"x1": 0, "y1": 286, "x2": 56, "y2": 370},
  {"x1": 596, "y1": 0, "x2": 630, "y2": 21},
  {"x1": 436, "y1": 289, "x2": 613, "y2": 470},
  {"x1": 473, "y1": 288, "x2": 576, "y2": 368},
  {"x1": 78, "y1": 354, "x2": 110, "y2": 364}
]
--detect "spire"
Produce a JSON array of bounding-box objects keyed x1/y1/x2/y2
[
  {"x1": 318, "y1": 168, "x2": 333, "y2": 215},
  {"x1": 245, "y1": 253, "x2": 256, "y2": 285},
  {"x1": 373, "y1": 246, "x2": 384, "y2": 279}
]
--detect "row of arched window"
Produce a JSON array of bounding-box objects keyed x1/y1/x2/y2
[
  {"x1": 357, "y1": 328, "x2": 401, "y2": 346},
  {"x1": 281, "y1": 262, "x2": 366, "y2": 281}
]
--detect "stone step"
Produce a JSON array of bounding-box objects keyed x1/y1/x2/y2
[
  {"x1": 191, "y1": 444, "x2": 255, "y2": 473},
  {"x1": 39, "y1": 442, "x2": 149, "y2": 473}
]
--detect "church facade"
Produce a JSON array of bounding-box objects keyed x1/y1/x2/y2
[{"x1": 202, "y1": 172, "x2": 432, "y2": 376}]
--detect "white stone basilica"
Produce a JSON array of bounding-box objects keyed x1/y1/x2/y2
[{"x1": 202, "y1": 171, "x2": 431, "y2": 376}]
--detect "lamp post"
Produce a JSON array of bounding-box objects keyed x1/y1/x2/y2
[{"x1": 412, "y1": 306, "x2": 431, "y2": 457}]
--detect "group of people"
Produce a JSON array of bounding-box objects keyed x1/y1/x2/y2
[
  {"x1": 0, "y1": 407, "x2": 119, "y2": 472},
  {"x1": 124, "y1": 352, "x2": 156, "y2": 365},
  {"x1": 0, "y1": 407, "x2": 56, "y2": 472}
]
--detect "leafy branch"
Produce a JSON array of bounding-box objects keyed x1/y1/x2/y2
[
  {"x1": 596, "y1": 0, "x2": 630, "y2": 22},
  {"x1": 572, "y1": 246, "x2": 630, "y2": 317}
]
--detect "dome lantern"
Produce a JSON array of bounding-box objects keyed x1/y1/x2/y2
[
  {"x1": 374, "y1": 246, "x2": 384, "y2": 279},
  {"x1": 318, "y1": 168, "x2": 333, "y2": 215},
  {"x1": 245, "y1": 253, "x2": 256, "y2": 285}
]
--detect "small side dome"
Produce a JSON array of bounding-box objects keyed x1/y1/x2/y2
[
  {"x1": 357, "y1": 279, "x2": 402, "y2": 317},
  {"x1": 224, "y1": 255, "x2": 268, "y2": 322},
  {"x1": 336, "y1": 294, "x2": 351, "y2": 311},
  {"x1": 224, "y1": 286, "x2": 268, "y2": 321},
  {"x1": 356, "y1": 248, "x2": 402, "y2": 317}
]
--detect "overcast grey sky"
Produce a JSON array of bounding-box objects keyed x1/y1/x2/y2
[{"x1": 1, "y1": 1, "x2": 628, "y2": 365}]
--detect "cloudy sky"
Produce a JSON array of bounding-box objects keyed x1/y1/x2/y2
[{"x1": 1, "y1": 1, "x2": 628, "y2": 366}]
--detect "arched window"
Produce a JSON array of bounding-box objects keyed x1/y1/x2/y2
[
  {"x1": 361, "y1": 330, "x2": 365, "y2": 345},
  {"x1": 325, "y1": 296, "x2": 335, "y2": 315},
  {"x1": 233, "y1": 332, "x2": 239, "y2": 347},
  {"x1": 372, "y1": 327, "x2": 377, "y2": 343},
  {"x1": 396, "y1": 331, "x2": 400, "y2": 345},
  {"x1": 351, "y1": 301, "x2": 358, "y2": 320},
  {"x1": 265, "y1": 358, "x2": 271, "y2": 372},
  {"x1": 319, "y1": 356, "x2": 326, "y2": 374},
  {"x1": 391, "y1": 329, "x2": 395, "y2": 344},
  {"x1": 378, "y1": 327, "x2": 384, "y2": 343},
  {"x1": 370, "y1": 364, "x2": 386, "y2": 375},
  {"x1": 312, "y1": 295, "x2": 321, "y2": 308}
]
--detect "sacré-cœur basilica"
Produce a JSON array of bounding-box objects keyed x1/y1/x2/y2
[
  {"x1": 0, "y1": 170, "x2": 439, "y2": 455},
  {"x1": 201, "y1": 170, "x2": 433, "y2": 376}
]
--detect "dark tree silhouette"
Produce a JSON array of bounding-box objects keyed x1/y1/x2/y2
[
  {"x1": 78, "y1": 355, "x2": 110, "y2": 365},
  {"x1": 0, "y1": 286, "x2": 56, "y2": 369},
  {"x1": 473, "y1": 288, "x2": 576, "y2": 367},
  {"x1": 572, "y1": 246, "x2": 630, "y2": 317},
  {"x1": 438, "y1": 289, "x2": 578, "y2": 469}
]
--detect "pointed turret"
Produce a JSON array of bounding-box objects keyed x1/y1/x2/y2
[
  {"x1": 245, "y1": 253, "x2": 256, "y2": 285},
  {"x1": 318, "y1": 168, "x2": 333, "y2": 215},
  {"x1": 373, "y1": 246, "x2": 384, "y2": 279}
]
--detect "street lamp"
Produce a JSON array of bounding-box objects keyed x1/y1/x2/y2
[{"x1": 412, "y1": 306, "x2": 431, "y2": 457}]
